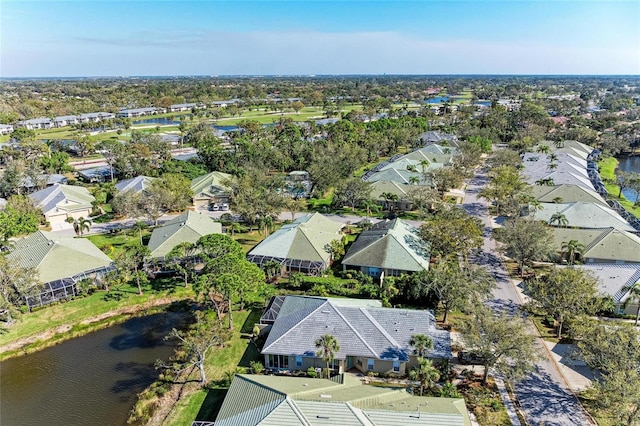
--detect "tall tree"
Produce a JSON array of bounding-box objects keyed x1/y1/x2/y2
[
  {"x1": 409, "y1": 334, "x2": 434, "y2": 358},
  {"x1": 560, "y1": 239, "x2": 585, "y2": 265},
  {"x1": 479, "y1": 165, "x2": 531, "y2": 217},
  {"x1": 315, "y1": 334, "x2": 340, "y2": 378},
  {"x1": 493, "y1": 217, "x2": 554, "y2": 276},
  {"x1": 66, "y1": 216, "x2": 91, "y2": 236},
  {"x1": 525, "y1": 267, "x2": 600, "y2": 339},
  {"x1": 160, "y1": 311, "x2": 232, "y2": 385},
  {"x1": 408, "y1": 357, "x2": 440, "y2": 396},
  {"x1": 420, "y1": 261, "x2": 496, "y2": 323},
  {"x1": 420, "y1": 208, "x2": 483, "y2": 262},
  {"x1": 458, "y1": 306, "x2": 539, "y2": 384},
  {"x1": 0, "y1": 256, "x2": 41, "y2": 322}
]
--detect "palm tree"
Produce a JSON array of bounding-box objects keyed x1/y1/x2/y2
[
  {"x1": 315, "y1": 334, "x2": 340, "y2": 378},
  {"x1": 549, "y1": 212, "x2": 569, "y2": 228},
  {"x1": 131, "y1": 221, "x2": 148, "y2": 245},
  {"x1": 627, "y1": 285, "x2": 640, "y2": 326},
  {"x1": 552, "y1": 197, "x2": 563, "y2": 204},
  {"x1": 409, "y1": 334, "x2": 433, "y2": 358},
  {"x1": 408, "y1": 358, "x2": 440, "y2": 396},
  {"x1": 409, "y1": 176, "x2": 420, "y2": 186},
  {"x1": 66, "y1": 216, "x2": 91, "y2": 236},
  {"x1": 536, "y1": 145, "x2": 550, "y2": 154},
  {"x1": 561, "y1": 239, "x2": 585, "y2": 265},
  {"x1": 419, "y1": 159, "x2": 431, "y2": 174}
]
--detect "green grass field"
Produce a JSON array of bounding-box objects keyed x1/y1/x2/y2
[
  {"x1": 0, "y1": 280, "x2": 192, "y2": 359},
  {"x1": 599, "y1": 157, "x2": 640, "y2": 219}
]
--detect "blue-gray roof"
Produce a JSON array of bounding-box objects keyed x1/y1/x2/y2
[{"x1": 262, "y1": 296, "x2": 451, "y2": 361}]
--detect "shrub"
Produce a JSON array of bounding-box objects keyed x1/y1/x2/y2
[{"x1": 307, "y1": 367, "x2": 318, "y2": 378}]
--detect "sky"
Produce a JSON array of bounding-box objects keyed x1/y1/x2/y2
[{"x1": 1, "y1": 0, "x2": 639, "y2": 77}]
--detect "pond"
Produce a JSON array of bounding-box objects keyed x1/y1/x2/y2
[
  {"x1": 132, "y1": 117, "x2": 182, "y2": 125},
  {"x1": 0, "y1": 310, "x2": 190, "y2": 426},
  {"x1": 616, "y1": 155, "x2": 640, "y2": 202}
]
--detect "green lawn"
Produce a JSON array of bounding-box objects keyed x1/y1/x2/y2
[
  {"x1": 598, "y1": 157, "x2": 640, "y2": 219},
  {"x1": 0, "y1": 280, "x2": 192, "y2": 359},
  {"x1": 87, "y1": 229, "x2": 153, "y2": 259},
  {"x1": 163, "y1": 309, "x2": 263, "y2": 425}
]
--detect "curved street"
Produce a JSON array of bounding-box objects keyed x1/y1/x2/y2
[{"x1": 461, "y1": 168, "x2": 593, "y2": 426}]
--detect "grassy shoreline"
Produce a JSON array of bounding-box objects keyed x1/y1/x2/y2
[
  {"x1": 599, "y1": 156, "x2": 640, "y2": 219},
  {"x1": 0, "y1": 282, "x2": 193, "y2": 361}
]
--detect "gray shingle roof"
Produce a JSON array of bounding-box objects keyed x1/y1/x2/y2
[
  {"x1": 115, "y1": 176, "x2": 156, "y2": 194},
  {"x1": 190, "y1": 171, "x2": 232, "y2": 200},
  {"x1": 564, "y1": 264, "x2": 640, "y2": 303},
  {"x1": 262, "y1": 296, "x2": 451, "y2": 361},
  {"x1": 343, "y1": 219, "x2": 430, "y2": 272},
  {"x1": 28, "y1": 184, "x2": 95, "y2": 215}
]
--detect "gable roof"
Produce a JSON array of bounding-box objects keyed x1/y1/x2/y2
[
  {"x1": 531, "y1": 202, "x2": 635, "y2": 231},
  {"x1": 369, "y1": 180, "x2": 411, "y2": 201},
  {"x1": 190, "y1": 171, "x2": 232, "y2": 199},
  {"x1": 262, "y1": 295, "x2": 451, "y2": 361},
  {"x1": 342, "y1": 219, "x2": 430, "y2": 272},
  {"x1": 565, "y1": 264, "x2": 640, "y2": 303},
  {"x1": 247, "y1": 213, "x2": 343, "y2": 264},
  {"x1": 552, "y1": 227, "x2": 640, "y2": 263},
  {"x1": 28, "y1": 184, "x2": 95, "y2": 215},
  {"x1": 215, "y1": 374, "x2": 471, "y2": 426},
  {"x1": 549, "y1": 140, "x2": 594, "y2": 160},
  {"x1": 6, "y1": 231, "x2": 113, "y2": 283},
  {"x1": 530, "y1": 184, "x2": 608, "y2": 208},
  {"x1": 521, "y1": 153, "x2": 595, "y2": 191},
  {"x1": 147, "y1": 210, "x2": 222, "y2": 258},
  {"x1": 115, "y1": 175, "x2": 156, "y2": 194}
]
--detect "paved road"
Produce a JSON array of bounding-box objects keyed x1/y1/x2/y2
[{"x1": 461, "y1": 169, "x2": 593, "y2": 426}]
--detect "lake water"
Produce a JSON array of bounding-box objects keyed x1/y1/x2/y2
[
  {"x1": 616, "y1": 156, "x2": 640, "y2": 202},
  {"x1": 132, "y1": 117, "x2": 182, "y2": 125},
  {"x1": 0, "y1": 311, "x2": 190, "y2": 426}
]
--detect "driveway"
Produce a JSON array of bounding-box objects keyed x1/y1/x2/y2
[{"x1": 461, "y1": 169, "x2": 594, "y2": 426}]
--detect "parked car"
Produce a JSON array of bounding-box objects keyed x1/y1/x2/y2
[
  {"x1": 209, "y1": 204, "x2": 219, "y2": 211},
  {"x1": 458, "y1": 351, "x2": 485, "y2": 365},
  {"x1": 220, "y1": 203, "x2": 229, "y2": 211}
]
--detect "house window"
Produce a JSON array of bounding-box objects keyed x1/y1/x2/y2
[
  {"x1": 367, "y1": 359, "x2": 375, "y2": 371},
  {"x1": 267, "y1": 354, "x2": 289, "y2": 369},
  {"x1": 330, "y1": 359, "x2": 340, "y2": 370},
  {"x1": 393, "y1": 360, "x2": 400, "y2": 372},
  {"x1": 357, "y1": 357, "x2": 363, "y2": 366},
  {"x1": 296, "y1": 355, "x2": 302, "y2": 368}
]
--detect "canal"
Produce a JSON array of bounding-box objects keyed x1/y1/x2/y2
[{"x1": 0, "y1": 311, "x2": 189, "y2": 426}]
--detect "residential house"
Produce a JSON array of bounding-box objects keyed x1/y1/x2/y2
[
  {"x1": 566, "y1": 264, "x2": 640, "y2": 316},
  {"x1": 53, "y1": 115, "x2": 80, "y2": 128},
  {"x1": 115, "y1": 175, "x2": 156, "y2": 195},
  {"x1": 548, "y1": 140, "x2": 595, "y2": 161},
  {"x1": 6, "y1": 231, "x2": 114, "y2": 308},
  {"x1": 0, "y1": 124, "x2": 14, "y2": 135},
  {"x1": 116, "y1": 107, "x2": 165, "y2": 118},
  {"x1": 552, "y1": 227, "x2": 640, "y2": 264},
  {"x1": 16, "y1": 117, "x2": 53, "y2": 130},
  {"x1": 78, "y1": 112, "x2": 115, "y2": 123},
  {"x1": 214, "y1": 374, "x2": 471, "y2": 426},
  {"x1": 530, "y1": 202, "x2": 635, "y2": 232},
  {"x1": 369, "y1": 180, "x2": 413, "y2": 212},
  {"x1": 247, "y1": 213, "x2": 343, "y2": 275},
  {"x1": 29, "y1": 184, "x2": 95, "y2": 230},
  {"x1": 530, "y1": 184, "x2": 608, "y2": 208},
  {"x1": 260, "y1": 295, "x2": 451, "y2": 375},
  {"x1": 147, "y1": 210, "x2": 222, "y2": 259},
  {"x1": 521, "y1": 152, "x2": 595, "y2": 191},
  {"x1": 419, "y1": 131, "x2": 459, "y2": 147},
  {"x1": 190, "y1": 171, "x2": 233, "y2": 209},
  {"x1": 77, "y1": 165, "x2": 115, "y2": 183},
  {"x1": 168, "y1": 103, "x2": 200, "y2": 112},
  {"x1": 342, "y1": 219, "x2": 430, "y2": 279}
]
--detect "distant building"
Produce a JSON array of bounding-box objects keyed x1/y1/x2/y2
[
  {"x1": 116, "y1": 107, "x2": 165, "y2": 118},
  {"x1": 28, "y1": 184, "x2": 95, "y2": 230},
  {"x1": 0, "y1": 124, "x2": 14, "y2": 135},
  {"x1": 16, "y1": 117, "x2": 53, "y2": 130}
]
